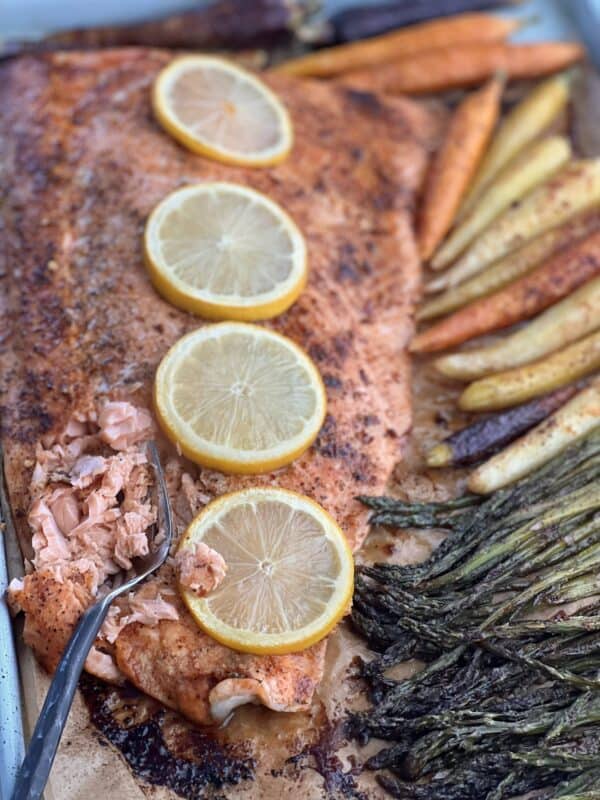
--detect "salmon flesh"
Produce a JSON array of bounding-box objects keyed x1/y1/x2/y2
[{"x1": 0, "y1": 50, "x2": 441, "y2": 725}]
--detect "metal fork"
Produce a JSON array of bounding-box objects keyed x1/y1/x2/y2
[{"x1": 11, "y1": 441, "x2": 174, "y2": 800}]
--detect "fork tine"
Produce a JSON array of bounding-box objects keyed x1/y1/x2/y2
[
  {"x1": 110, "y1": 570, "x2": 125, "y2": 592},
  {"x1": 147, "y1": 440, "x2": 174, "y2": 556}
]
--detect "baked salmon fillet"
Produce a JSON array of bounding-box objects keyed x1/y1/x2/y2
[{"x1": 0, "y1": 50, "x2": 441, "y2": 726}]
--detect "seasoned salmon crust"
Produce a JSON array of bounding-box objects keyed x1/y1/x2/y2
[{"x1": 0, "y1": 49, "x2": 442, "y2": 725}]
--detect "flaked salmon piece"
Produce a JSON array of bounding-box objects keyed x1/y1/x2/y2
[
  {"x1": 62, "y1": 418, "x2": 89, "y2": 441},
  {"x1": 98, "y1": 401, "x2": 153, "y2": 450},
  {"x1": 32, "y1": 433, "x2": 100, "y2": 490},
  {"x1": 85, "y1": 646, "x2": 125, "y2": 684},
  {"x1": 8, "y1": 404, "x2": 167, "y2": 677},
  {"x1": 0, "y1": 50, "x2": 442, "y2": 726},
  {"x1": 174, "y1": 542, "x2": 227, "y2": 598},
  {"x1": 30, "y1": 403, "x2": 149, "y2": 490},
  {"x1": 70, "y1": 455, "x2": 107, "y2": 488},
  {"x1": 8, "y1": 403, "x2": 157, "y2": 638},
  {"x1": 40, "y1": 411, "x2": 95, "y2": 451},
  {"x1": 100, "y1": 584, "x2": 180, "y2": 644},
  {"x1": 101, "y1": 606, "x2": 129, "y2": 644},
  {"x1": 68, "y1": 513, "x2": 122, "y2": 582},
  {"x1": 28, "y1": 497, "x2": 71, "y2": 568},
  {"x1": 114, "y1": 512, "x2": 151, "y2": 569},
  {"x1": 47, "y1": 487, "x2": 81, "y2": 534},
  {"x1": 164, "y1": 461, "x2": 212, "y2": 530},
  {"x1": 127, "y1": 589, "x2": 179, "y2": 623},
  {"x1": 123, "y1": 464, "x2": 156, "y2": 508},
  {"x1": 93, "y1": 450, "x2": 148, "y2": 500}
]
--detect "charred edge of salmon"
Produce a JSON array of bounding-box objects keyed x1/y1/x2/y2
[{"x1": 79, "y1": 674, "x2": 256, "y2": 793}]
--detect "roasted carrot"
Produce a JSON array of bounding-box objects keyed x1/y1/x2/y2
[
  {"x1": 456, "y1": 73, "x2": 571, "y2": 221},
  {"x1": 419, "y1": 208, "x2": 600, "y2": 321},
  {"x1": 427, "y1": 159, "x2": 600, "y2": 294},
  {"x1": 459, "y1": 330, "x2": 600, "y2": 411},
  {"x1": 418, "y1": 75, "x2": 503, "y2": 262},
  {"x1": 468, "y1": 378, "x2": 600, "y2": 494},
  {"x1": 411, "y1": 230, "x2": 600, "y2": 353},
  {"x1": 436, "y1": 276, "x2": 600, "y2": 380},
  {"x1": 426, "y1": 386, "x2": 576, "y2": 468},
  {"x1": 342, "y1": 41, "x2": 584, "y2": 95},
  {"x1": 273, "y1": 13, "x2": 521, "y2": 78},
  {"x1": 431, "y1": 136, "x2": 571, "y2": 269}
]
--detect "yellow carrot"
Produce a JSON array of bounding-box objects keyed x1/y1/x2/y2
[
  {"x1": 468, "y1": 379, "x2": 600, "y2": 493},
  {"x1": 459, "y1": 330, "x2": 600, "y2": 412},
  {"x1": 420, "y1": 208, "x2": 600, "y2": 320},
  {"x1": 412, "y1": 230, "x2": 600, "y2": 353},
  {"x1": 273, "y1": 14, "x2": 522, "y2": 78},
  {"x1": 418, "y1": 75, "x2": 503, "y2": 262},
  {"x1": 457, "y1": 72, "x2": 572, "y2": 220},
  {"x1": 427, "y1": 159, "x2": 600, "y2": 294},
  {"x1": 436, "y1": 276, "x2": 600, "y2": 381},
  {"x1": 431, "y1": 136, "x2": 571, "y2": 270}
]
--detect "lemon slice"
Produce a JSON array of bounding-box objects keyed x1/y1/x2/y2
[
  {"x1": 153, "y1": 55, "x2": 293, "y2": 167},
  {"x1": 154, "y1": 322, "x2": 326, "y2": 474},
  {"x1": 178, "y1": 488, "x2": 354, "y2": 654},
  {"x1": 144, "y1": 183, "x2": 307, "y2": 321}
]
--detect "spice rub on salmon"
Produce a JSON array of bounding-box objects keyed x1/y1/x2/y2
[{"x1": 0, "y1": 50, "x2": 442, "y2": 725}]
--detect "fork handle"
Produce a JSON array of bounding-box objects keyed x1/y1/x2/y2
[{"x1": 11, "y1": 598, "x2": 111, "y2": 800}]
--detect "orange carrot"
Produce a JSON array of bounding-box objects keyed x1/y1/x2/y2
[
  {"x1": 273, "y1": 14, "x2": 522, "y2": 78},
  {"x1": 410, "y1": 230, "x2": 600, "y2": 353},
  {"x1": 418, "y1": 75, "x2": 503, "y2": 262},
  {"x1": 343, "y1": 42, "x2": 584, "y2": 95}
]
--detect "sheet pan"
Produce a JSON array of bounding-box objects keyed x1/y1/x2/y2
[
  {"x1": 0, "y1": 453, "x2": 24, "y2": 800},
  {"x1": 0, "y1": 3, "x2": 589, "y2": 799}
]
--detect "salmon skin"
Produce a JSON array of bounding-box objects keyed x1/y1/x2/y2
[{"x1": 0, "y1": 49, "x2": 441, "y2": 731}]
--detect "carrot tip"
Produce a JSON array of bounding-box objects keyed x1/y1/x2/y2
[
  {"x1": 416, "y1": 304, "x2": 438, "y2": 321},
  {"x1": 426, "y1": 444, "x2": 452, "y2": 468},
  {"x1": 467, "y1": 472, "x2": 488, "y2": 494},
  {"x1": 424, "y1": 278, "x2": 447, "y2": 294},
  {"x1": 433, "y1": 357, "x2": 458, "y2": 378},
  {"x1": 429, "y1": 252, "x2": 451, "y2": 271}
]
